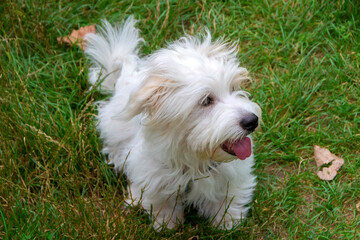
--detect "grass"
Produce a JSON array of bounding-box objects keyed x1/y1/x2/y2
[{"x1": 1, "y1": 0, "x2": 359, "y2": 239}]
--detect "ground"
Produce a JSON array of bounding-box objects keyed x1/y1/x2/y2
[{"x1": 1, "y1": 0, "x2": 359, "y2": 239}]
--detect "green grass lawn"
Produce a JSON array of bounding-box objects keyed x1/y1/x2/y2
[{"x1": 1, "y1": 0, "x2": 359, "y2": 239}]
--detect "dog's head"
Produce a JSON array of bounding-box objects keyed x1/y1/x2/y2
[{"x1": 125, "y1": 33, "x2": 262, "y2": 162}]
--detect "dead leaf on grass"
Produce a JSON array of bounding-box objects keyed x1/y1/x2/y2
[
  {"x1": 356, "y1": 202, "x2": 360, "y2": 213},
  {"x1": 314, "y1": 145, "x2": 344, "y2": 181},
  {"x1": 57, "y1": 25, "x2": 96, "y2": 50}
]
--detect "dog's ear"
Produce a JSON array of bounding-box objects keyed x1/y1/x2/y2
[
  {"x1": 123, "y1": 77, "x2": 177, "y2": 121},
  {"x1": 234, "y1": 67, "x2": 252, "y2": 89}
]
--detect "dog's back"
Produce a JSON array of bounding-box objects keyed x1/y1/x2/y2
[{"x1": 85, "y1": 17, "x2": 144, "y2": 171}]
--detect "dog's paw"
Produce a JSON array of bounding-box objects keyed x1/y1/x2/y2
[
  {"x1": 125, "y1": 196, "x2": 140, "y2": 207},
  {"x1": 212, "y1": 214, "x2": 243, "y2": 230},
  {"x1": 211, "y1": 209, "x2": 246, "y2": 230},
  {"x1": 152, "y1": 218, "x2": 178, "y2": 231},
  {"x1": 213, "y1": 217, "x2": 243, "y2": 230},
  {"x1": 151, "y1": 205, "x2": 184, "y2": 231}
]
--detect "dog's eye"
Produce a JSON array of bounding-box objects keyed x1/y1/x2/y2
[{"x1": 201, "y1": 95, "x2": 214, "y2": 107}]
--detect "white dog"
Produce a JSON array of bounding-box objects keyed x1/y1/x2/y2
[{"x1": 85, "y1": 17, "x2": 262, "y2": 230}]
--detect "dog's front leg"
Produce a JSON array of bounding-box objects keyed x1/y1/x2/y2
[
  {"x1": 192, "y1": 172, "x2": 256, "y2": 230},
  {"x1": 212, "y1": 180, "x2": 256, "y2": 230},
  {"x1": 127, "y1": 182, "x2": 184, "y2": 230},
  {"x1": 150, "y1": 195, "x2": 184, "y2": 231},
  {"x1": 207, "y1": 194, "x2": 250, "y2": 230}
]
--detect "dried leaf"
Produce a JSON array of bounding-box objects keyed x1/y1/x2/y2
[
  {"x1": 317, "y1": 159, "x2": 344, "y2": 180},
  {"x1": 57, "y1": 25, "x2": 96, "y2": 50},
  {"x1": 314, "y1": 145, "x2": 344, "y2": 181},
  {"x1": 314, "y1": 145, "x2": 336, "y2": 167},
  {"x1": 356, "y1": 202, "x2": 360, "y2": 213}
]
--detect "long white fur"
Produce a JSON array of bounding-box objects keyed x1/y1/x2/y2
[{"x1": 85, "y1": 17, "x2": 262, "y2": 230}]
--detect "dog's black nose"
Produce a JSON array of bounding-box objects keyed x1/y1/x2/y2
[{"x1": 240, "y1": 113, "x2": 258, "y2": 132}]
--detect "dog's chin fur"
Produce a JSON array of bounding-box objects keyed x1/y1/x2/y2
[{"x1": 85, "y1": 16, "x2": 262, "y2": 230}]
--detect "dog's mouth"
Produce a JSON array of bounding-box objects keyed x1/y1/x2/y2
[{"x1": 221, "y1": 137, "x2": 252, "y2": 160}]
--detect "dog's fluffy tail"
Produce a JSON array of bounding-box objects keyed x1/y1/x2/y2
[{"x1": 85, "y1": 16, "x2": 143, "y2": 94}]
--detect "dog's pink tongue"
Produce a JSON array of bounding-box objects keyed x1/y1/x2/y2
[{"x1": 233, "y1": 137, "x2": 252, "y2": 160}]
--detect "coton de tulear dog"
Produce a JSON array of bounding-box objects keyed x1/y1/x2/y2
[{"x1": 85, "y1": 17, "x2": 262, "y2": 230}]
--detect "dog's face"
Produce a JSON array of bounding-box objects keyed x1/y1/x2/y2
[{"x1": 125, "y1": 35, "x2": 262, "y2": 162}]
